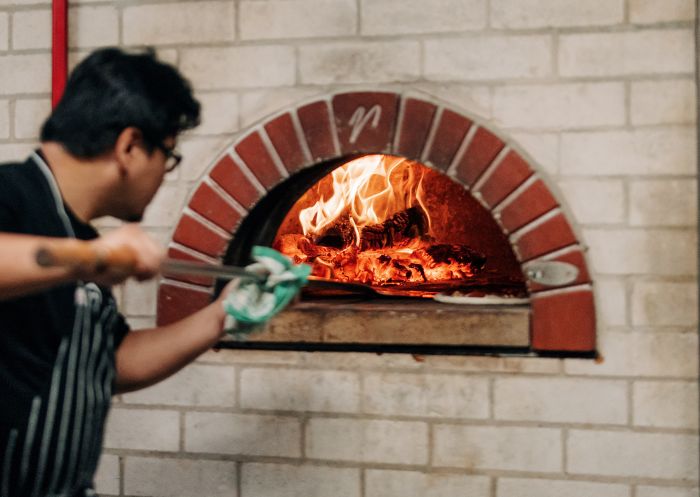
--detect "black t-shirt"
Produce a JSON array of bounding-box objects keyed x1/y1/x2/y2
[{"x1": 0, "y1": 152, "x2": 129, "y2": 497}]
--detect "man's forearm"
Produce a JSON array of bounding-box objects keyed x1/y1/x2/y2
[
  {"x1": 0, "y1": 234, "x2": 76, "y2": 300},
  {"x1": 114, "y1": 301, "x2": 226, "y2": 394}
]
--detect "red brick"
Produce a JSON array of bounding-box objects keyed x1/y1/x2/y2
[
  {"x1": 477, "y1": 151, "x2": 534, "y2": 208},
  {"x1": 531, "y1": 290, "x2": 596, "y2": 352},
  {"x1": 425, "y1": 109, "x2": 472, "y2": 171},
  {"x1": 514, "y1": 213, "x2": 577, "y2": 262},
  {"x1": 395, "y1": 98, "x2": 438, "y2": 160},
  {"x1": 497, "y1": 179, "x2": 558, "y2": 234},
  {"x1": 209, "y1": 155, "x2": 261, "y2": 209},
  {"x1": 265, "y1": 113, "x2": 307, "y2": 174},
  {"x1": 235, "y1": 132, "x2": 284, "y2": 190},
  {"x1": 527, "y1": 249, "x2": 592, "y2": 293},
  {"x1": 157, "y1": 283, "x2": 213, "y2": 326},
  {"x1": 163, "y1": 246, "x2": 215, "y2": 287},
  {"x1": 455, "y1": 127, "x2": 505, "y2": 186},
  {"x1": 172, "y1": 214, "x2": 230, "y2": 258},
  {"x1": 297, "y1": 100, "x2": 337, "y2": 162},
  {"x1": 332, "y1": 91, "x2": 399, "y2": 155},
  {"x1": 188, "y1": 182, "x2": 242, "y2": 233}
]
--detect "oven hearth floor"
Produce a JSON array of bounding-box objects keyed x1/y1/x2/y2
[{"x1": 226, "y1": 299, "x2": 529, "y2": 347}]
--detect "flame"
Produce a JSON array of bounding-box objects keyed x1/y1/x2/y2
[
  {"x1": 298, "y1": 155, "x2": 431, "y2": 243},
  {"x1": 274, "y1": 155, "x2": 487, "y2": 289}
]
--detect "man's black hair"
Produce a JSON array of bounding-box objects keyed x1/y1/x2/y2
[{"x1": 41, "y1": 47, "x2": 200, "y2": 158}]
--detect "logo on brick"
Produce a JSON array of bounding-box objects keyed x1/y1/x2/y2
[{"x1": 348, "y1": 105, "x2": 382, "y2": 144}]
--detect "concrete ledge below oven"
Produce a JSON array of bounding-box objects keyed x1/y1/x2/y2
[{"x1": 226, "y1": 299, "x2": 530, "y2": 347}]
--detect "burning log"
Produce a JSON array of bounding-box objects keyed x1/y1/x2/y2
[
  {"x1": 312, "y1": 206, "x2": 429, "y2": 250},
  {"x1": 359, "y1": 206, "x2": 429, "y2": 250},
  {"x1": 313, "y1": 217, "x2": 355, "y2": 248},
  {"x1": 424, "y1": 244, "x2": 486, "y2": 270}
]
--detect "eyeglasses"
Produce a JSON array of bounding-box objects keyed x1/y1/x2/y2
[{"x1": 154, "y1": 143, "x2": 183, "y2": 173}]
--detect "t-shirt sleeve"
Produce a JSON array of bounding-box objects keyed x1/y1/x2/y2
[
  {"x1": 111, "y1": 312, "x2": 131, "y2": 349},
  {"x1": 0, "y1": 179, "x2": 22, "y2": 232}
]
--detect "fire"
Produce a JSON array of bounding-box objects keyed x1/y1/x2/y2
[
  {"x1": 273, "y1": 155, "x2": 486, "y2": 288},
  {"x1": 298, "y1": 155, "x2": 431, "y2": 244}
]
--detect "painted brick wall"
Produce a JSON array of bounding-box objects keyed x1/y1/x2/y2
[{"x1": 0, "y1": 0, "x2": 697, "y2": 496}]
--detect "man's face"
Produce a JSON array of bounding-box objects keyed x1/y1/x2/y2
[{"x1": 120, "y1": 137, "x2": 175, "y2": 222}]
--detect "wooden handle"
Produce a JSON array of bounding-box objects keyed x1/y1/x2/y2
[{"x1": 36, "y1": 239, "x2": 138, "y2": 273}]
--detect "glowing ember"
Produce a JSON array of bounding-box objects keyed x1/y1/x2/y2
[{"x1": 274, "y1": 155, "x2": 486, "y2": 287}]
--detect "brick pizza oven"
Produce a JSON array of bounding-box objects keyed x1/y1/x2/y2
[{"x1": 157, "y1": 90, "x2": 595, "y2": 356}]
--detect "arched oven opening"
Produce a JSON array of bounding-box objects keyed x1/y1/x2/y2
[{"x1": 160, "y1": 91, "x2": 596, "y2": 357}]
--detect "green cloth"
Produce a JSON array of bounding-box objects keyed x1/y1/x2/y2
[{"x1": 222, "y1": 246, "x2": 311, "y2": 339}]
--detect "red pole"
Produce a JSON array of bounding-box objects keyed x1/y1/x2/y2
[{"x1": 51, "y1": 0, "x2": 68, "y2": 108}]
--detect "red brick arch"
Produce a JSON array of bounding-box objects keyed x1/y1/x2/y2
[{"x1": 158, "y1": 91, "x2": 596, "y2": 354}]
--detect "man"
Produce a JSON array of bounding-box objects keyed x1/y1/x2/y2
[{"x1": 0, "y1": 48, "x2": 231, "y2": 496}]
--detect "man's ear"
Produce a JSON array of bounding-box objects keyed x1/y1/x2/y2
[{"x1": 113, "y1": 127, "x2": 143, "y2": 177}]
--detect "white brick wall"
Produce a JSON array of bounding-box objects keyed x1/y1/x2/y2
[
  {"x1": 185, "y1": 412, "x2": 301, "y2": 457},
  {"x1": 490, "y1": 0, "x2": 624, "y2": 28},
  {"x1": 122, "y1": 364, "x2": 236, "y2": 406},
  {"x1": 567, "y1": 430, "x2": 699, "y2": 479},
  {"x1": 629, "y1": 180, "x2": 697, "y2": 227},
  {"x1": 493, "y1": 82, "x2": 625, "y2": 130},
  {"x1": 68, "y1": 5, "x2": 119, "y2": 48},
  {"x1": 630, "y1": 79, "x2": 696, "y2": 125},
  {"x1": 93, "y1": 454, "x2": 120, "y2": 496},
  {"x1": 637, "y1": 486, "x2": 699, "y2": 497},
  {"x1": 0, "y1": 54, "x2": 51, "y2": 94},
  {"x1": 240, "y1": 368, "x2": 360, "y2": 412},
  {"x1": 0, "y1": 12, "x2": 8, "y2": 51},
  {"x1": 424, "y1": 35, "x2": 552, "y2": 81},
  {"x1": 559, "y1": 30, "x2": 694, "y2": 77},
  {"x1": 123, "y1": 2, "x2": 235, "y2": 46},
  {"x1": 633, "y1": 381, "x2": 699, "y2": 429},
  {"x1": 181, "y1": 46, "x2": 296, "y2": 90},
  {"x1": 14, "y1": 98, "x2": 50, "y2": 139},
  {"x1": 631, "y1": 281, "x2": 698, "y2": 327},
  {"x1": 361, "y1": 0, "x2": 486, "y2": 35},
  {"x1": 561, "y1": 128, "x2": 696, "y2": 177},
  {"x1": 0, "y1": 1, "x2": 696, "y2": 496},
  {"x1": 0, "y1": 99, "x2": 9, "y2": 139},
  {"x1": 124, "y1": 457, "x2": 237, "y2": 497},
  {"x1": 629, "y1": 0, "x2": 696, "y2": 24},
  {"x1": 240, "y1": 0, "x2": 356, "y2": 40},
  {"x1": 557, "y1": 179, "x2": 625, "y2": 225},
  {"x1": 496, "y1": 478, "x2": 629, "y2": 497},
  {"x1": 584, "y1": 228, "x2": 697, "y2": 276},
  {"x1": 12, "y1": 9, "x2": 50, "y2": 50},
  {"x1": 306, "y1": 418, "x2": 428, "y2": 464},
  {"x1": 104, "y1": 408, "x2": 180, "y2": 452},
  {"x1": 366, "y1": 469, "x2": 490, "y2": 497},
  {"x1": 362, "y1": 373, "x2": 489, "y2": 418},
  {"x1": 595, "y1": 278, "x2": 627, "y2": 326},
  {"x1": 565, "y1": 332, "x2": 698, "y2": 378},
  {"x1": 299, "y1": 41, "x2": 420, "y2": 84},
  {"x1": 242, "y1": 463, "x2": 360, "y2": 497},
  {"x1": 194, "y1": 92, "x2": 240, "y2": 136},
  {"x1": 433, "y1": 425, "x2": 562, "y2": 472},
  {"x1": 494, "y1": 377, "x2": 627, "y2": 424}
]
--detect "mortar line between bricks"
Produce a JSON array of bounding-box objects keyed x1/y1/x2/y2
[
  {"x1": 627, "y1": 379, "x2": 635, "y2": 427},
  {"x1": 236, "y1": 461, "x2": 242, "y2": 497},
  {"x1": 104, "y1": 405, "x2": 700, "y2": 434},
  {"x1": 106, "y1": 450, "x2": 700, "y2": 487},
  {"x1": 561, "y1": 427, "x2": 568, "y2": 474}
]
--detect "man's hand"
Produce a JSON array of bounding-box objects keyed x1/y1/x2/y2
[{"x1": 81, "y1": 224, "x2": 164, "y2": 286}]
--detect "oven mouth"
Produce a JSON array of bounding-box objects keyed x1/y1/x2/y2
[
  {"x1": 218, "y1": 154, "x2": 527, "y2": 302},
  {"x1": 161, "y1": 90, "x2": 596, "y2": 356}
]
